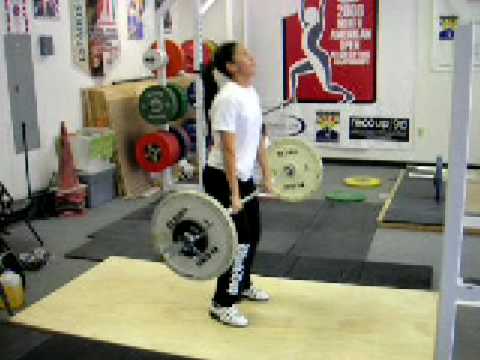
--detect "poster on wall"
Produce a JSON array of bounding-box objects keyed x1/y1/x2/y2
[
  {"x1": 283, "y1": 0, "x2": 377, "y2": 103},
  {"x1": 155, "y1": 0, "x2": 172, "y2": 34},
  {"x1": 432, "y1": 0, "x2": 480, "y2": 70},
  {"x1": 33, "y1": 0, "x2": 59, "y2": 18},
  {"x1": 70, "y1": 0, "x2": 120, "y2": 77},
  {"x1": 4, "y1": 0, "x2": 31, "y2": 34},
  {"x1": 127, "y1": 0, "x2": 144, "y2": 40},
  {"x1": 439, "y1": 15, "x2": 458, "y2": 41},
  {"x1": 349, "y1": 117, "x2": 410, "y2": 144},
  {"x1": 315, "y1": 111, "x2": 340, "y2": 143}
]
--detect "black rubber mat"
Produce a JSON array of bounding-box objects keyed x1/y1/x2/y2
[
  {"x1": 291, "y1": 202, "x2": 382, "y2": 260},
  {"x1": 65, "y1": 198, "x2": 432, "y2": 290},
  {"x1": 251, "y1": 252, "x2": 298, "y2": 278},
  {"x1": 358, "y1": 261, "x2": 433, "y2": 289},
  {"x1": 17, "y1": 333, "x2": 198, "y2": 360},
  {"x1": 383, "y1": 176, "x2": 445, "y2": 226},
  {"x1": 66, "y1": 199, "x2": 324, "y2": 261},
  {"x1": 286, "y1": 257, "x2": 432, "y2": 289},
  {"x1": 66, "y1": 220, "x2": 158, "y2": 262}
]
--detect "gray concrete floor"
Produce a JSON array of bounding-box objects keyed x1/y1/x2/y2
[{"x1": 1, "y1": 164, "x2": 479, "y2": 360}]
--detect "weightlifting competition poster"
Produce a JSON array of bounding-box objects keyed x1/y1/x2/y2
[
  {"x1": 4, "y1": 0, "x2": 30, "y2": 33},
  {"x1": 283, "y1": 0, "x2": 377, "y2": 103}
]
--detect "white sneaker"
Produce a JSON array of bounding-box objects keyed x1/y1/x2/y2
[
  {"x1": 241, "y1": 287, "x2": 270, "y2": 302},
  {"x1": 209, "y1": 303, "x2": 248, "y2": 327}
]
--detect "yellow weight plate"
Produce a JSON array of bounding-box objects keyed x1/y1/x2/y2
[{"x1": 343, "y1": 176, "x2": 382, "y2": 188}]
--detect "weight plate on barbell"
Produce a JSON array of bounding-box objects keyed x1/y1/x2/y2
[
  {"x1": 167, "y1": 83, "x2": 189, "y2": 119},
  {"x1": 143, "y1": 48, "x2": 168, "y2": 72},
  {"x1": 205, "y1": 39, "x2": 218, "y2": 56},
  {"x1": 186, "y1": 82, "x2": 196, "y2": 106},
  {"x1": 268, "y1": 138, "x2": 323, "y2": 202},
  {"x1": 151, "y1": 40, "x2": 185, "y2": 78},
  {"x1": 151, "y1": 191, "x2": 237, "y2": 280},
  {"x1": 136, "y1": 132, "x2": 182, "y2": 173},
  {"x1": 139, "y1": 85, "x2": 179, "y2": 125},
  {"x1": 169, "y1": 126, "x2": 192, "y2": 159},
  {"x1": 181, "y1": 40, "x2": 214, "y2": 74}
]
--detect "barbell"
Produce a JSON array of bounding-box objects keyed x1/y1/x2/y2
[{"x1": 151, "y1": 137, "x2": 323, "y2": 280}]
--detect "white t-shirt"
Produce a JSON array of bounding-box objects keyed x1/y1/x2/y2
[{"x1": 207, "y1": 81, "x2": 263, "y2": 181}]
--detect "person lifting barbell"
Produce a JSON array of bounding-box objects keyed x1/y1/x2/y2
[
  {"x1": 200, "y1": 42, "x2": 273, "y2": 328},
  {"x1": 152, "y1": 43, "x2": 323, "y2": 328}
]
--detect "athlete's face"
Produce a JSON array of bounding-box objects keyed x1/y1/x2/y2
[{"x1": 228, "y1": 46, "x2": 256, "y2": 79}]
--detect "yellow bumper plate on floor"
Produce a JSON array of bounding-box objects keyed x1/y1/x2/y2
[{"x1": 344, "y1": 176, "x2": 382, "y2": 188}]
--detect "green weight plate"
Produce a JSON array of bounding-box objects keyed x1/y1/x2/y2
[
  {"x1": 167, "y1": 83, "x2": 189, "y2": 119},
  {"x1": 268, "y1": 138, "x2": 323, "y2": 202},
  {"x1": 325, "y1": 190, "x2": 366, "y2": 202},
  {"x1": 139, "y1": 85, "x2": 179, "y2": 125}
]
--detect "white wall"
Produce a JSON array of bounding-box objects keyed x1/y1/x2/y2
[
  {"x1": 0, "y1": 0, "x2": 239, "y2": 199},
  {"x1": 246, "y1": 0, "x2": 480, "y2": 163},
  {"x1": 168, "y1": 0, "x2": 231, "y2": 43},
  {"x1": 416, "y1": 0, "x2": 480, "y2": 163},
  {"x1": 2, "y1": 0, "x2": 479, "y2": 199},
  {"x1": 0, "y1": 0, "x2": 158, "y2": 199}
]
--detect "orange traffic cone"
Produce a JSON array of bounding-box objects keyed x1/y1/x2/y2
[
  {"x1": 58, "y1": 122, "x2": 79, "y2": 191},
  {"x1": 56, "y1": 122, "x2": 86, "y2": 217}
]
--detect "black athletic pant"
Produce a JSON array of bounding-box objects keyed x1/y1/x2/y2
[{"x1": 203, "y1": 165, "x2": 261, "y2": 307}]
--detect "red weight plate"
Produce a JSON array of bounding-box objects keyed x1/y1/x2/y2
[
  {"x1": 181, "y1": 40, "x2": 213, "y2": 74},
  {"x1": 169, "y1": 126, "x2": 192, "y2": 159},
  {"x1": 136, "y1": 132, "x2": 182, "y2": 173},
  {"x1": 151, "y1": 40, "x2": 185, "y2": 78}
]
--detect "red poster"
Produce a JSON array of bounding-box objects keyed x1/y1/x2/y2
[{"x1": 283, "y1": 0, "x2": 377, "y2": 103}]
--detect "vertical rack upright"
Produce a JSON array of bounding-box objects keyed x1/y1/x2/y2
[{"x1": 435, "y1": 23, "x2": 480, "y2": 360}]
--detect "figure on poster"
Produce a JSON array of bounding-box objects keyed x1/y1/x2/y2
[
  {"x1": 33, "y1": 0, "x2": 59, "y2": 18},
  {"x1": 289, "y1": 0, "x2": 355, "y2": 103},
  {"x1": 97, "y1": 0, "x2": 115, "y2": 25}
]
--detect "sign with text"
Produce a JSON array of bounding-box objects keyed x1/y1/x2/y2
[
  {"x1": 283, "y1": 0, "x2": 377, "y2": 103},
  {"x1": 349, "y1": 117, "x2": 409, "y2": 142}
]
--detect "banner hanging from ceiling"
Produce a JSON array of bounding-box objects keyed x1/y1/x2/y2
[
  {"x1": 4, "y1": 0, "x2": 31, "y2": 33},
  {"x1": 70, "y1": 0, "x2": 120, "y2": 77}
]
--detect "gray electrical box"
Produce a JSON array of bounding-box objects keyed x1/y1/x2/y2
[
  {"x1": 4, "y1": 34, "x2": 40, "y2": 153},
  {"x1": 39, "y1": 35, "x2": 54, "y2": 56}
]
